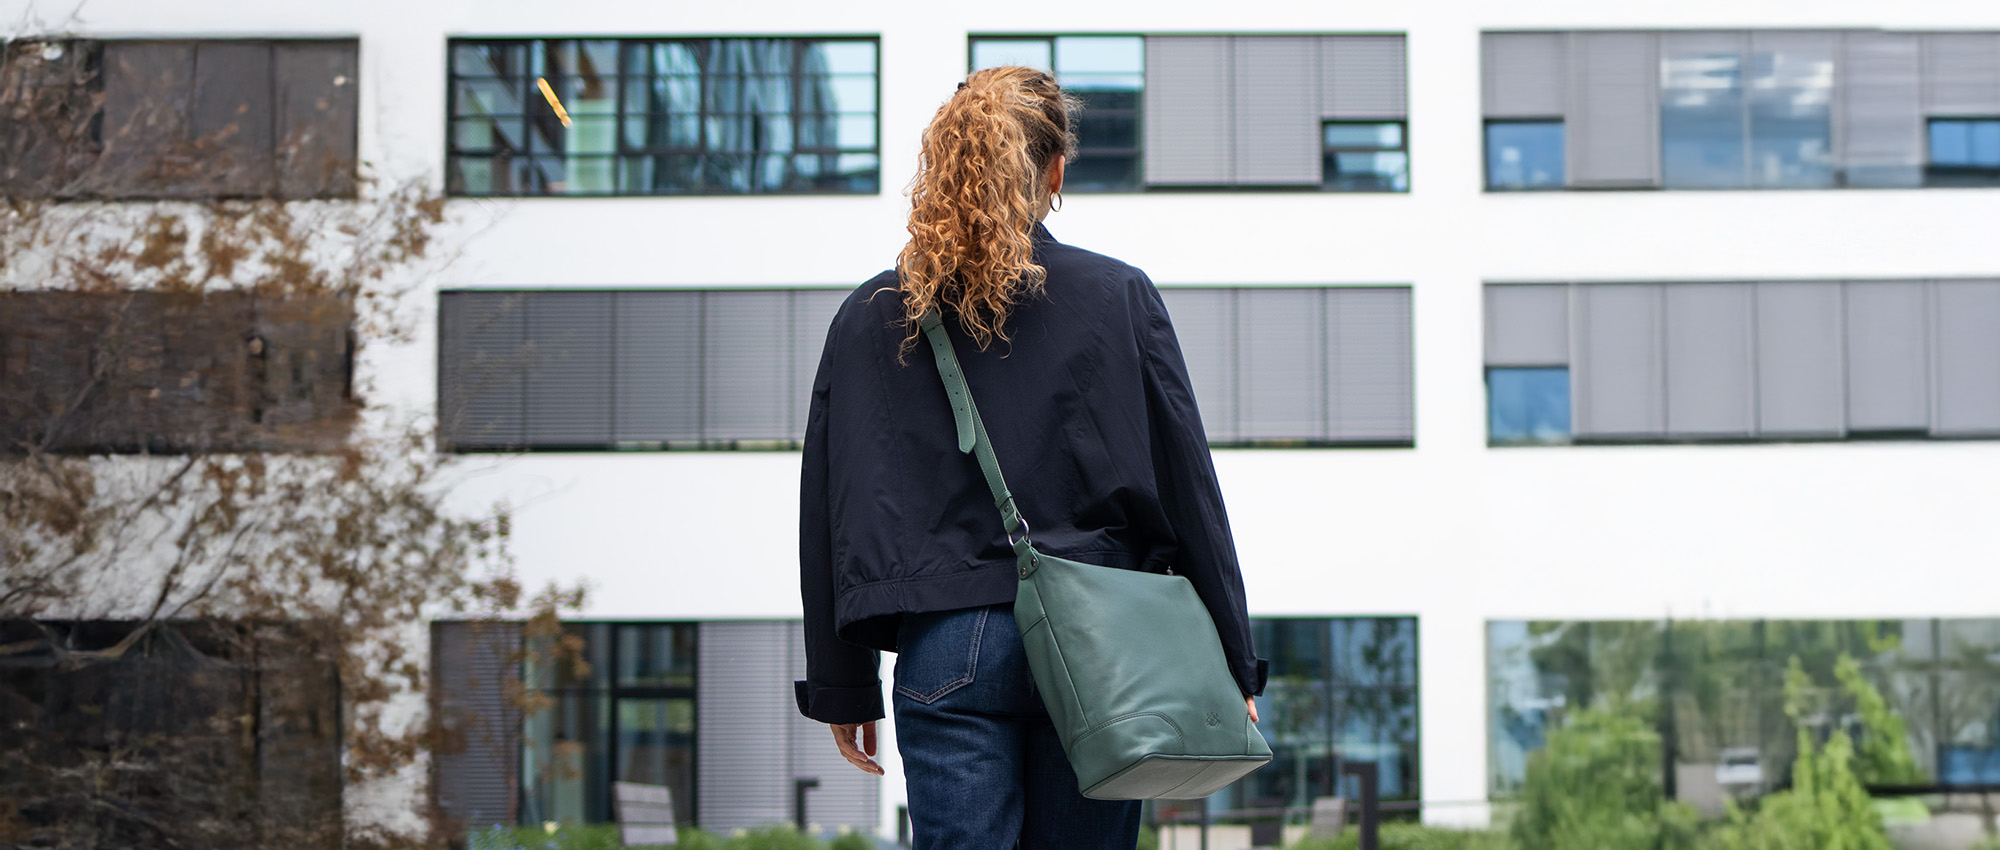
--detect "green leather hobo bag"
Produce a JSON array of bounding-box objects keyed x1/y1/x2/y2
[{"x1": 920, "y1": 311, "x2": 1273, "y2": 800}]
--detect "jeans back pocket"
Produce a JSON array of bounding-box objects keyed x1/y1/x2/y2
[{"x1": 893, "y1": 606, "x2": 990, "y2": 704}]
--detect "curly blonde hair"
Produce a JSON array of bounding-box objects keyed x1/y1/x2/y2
[{"x1": 895, "y1": 66, "x2": 1079, "y2": 354}]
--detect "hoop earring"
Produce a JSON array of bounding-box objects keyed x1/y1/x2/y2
[{"x1": 1050, "y1": 191, "x2": 1063, "y2": 213}]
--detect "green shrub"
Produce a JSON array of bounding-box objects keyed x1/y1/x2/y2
[
  {"x1": 1136, "y1": 825, "x2": 1160, "y2": 850},
  {"x1": 466, "y1": 823, "x2": 622, "y2": 850},
  {"x1": 1285, "y1": 822, "x2": 1513, "y2": 850},
  {"x1": 675, "y1": 826, "x2": 729, "y2": 850},
  {"x1": 1701, "y1": 659, "x2": 1893, "y2": 850},
  {"x1": 724, "y1": 826, "x2": 825, "y2": 850},
  {"x1": 1835, "y1": 655, "x2": 1925, "y2": 786},
  {"x1": 1509, "y1": 707, "x2": 1692, "y2": 850},
  {"x1": 826, "y1": 831, "x2": 874, "y2": 850}
]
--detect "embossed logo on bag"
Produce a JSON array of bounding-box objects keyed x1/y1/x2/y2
[{"x1": 1205, "y1": 710, "x2": 1221, "y2": 727}]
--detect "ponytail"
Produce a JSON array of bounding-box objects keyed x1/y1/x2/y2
[{"x1": 895, "y1": 66, "x2": 1079, "y2": 355}]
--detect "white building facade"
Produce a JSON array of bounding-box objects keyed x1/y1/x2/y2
[{"x1": 15, "y1": 0, "x2": 2000, "y2": 840}]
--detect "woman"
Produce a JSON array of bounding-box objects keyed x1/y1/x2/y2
[{"x1": 795, "y1": 66, "x2": 1264, "y2": 849}]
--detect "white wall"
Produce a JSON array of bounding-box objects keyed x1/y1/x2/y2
[{"x1": 15, "y1": 0, "x2": 2000, "y2": 833}]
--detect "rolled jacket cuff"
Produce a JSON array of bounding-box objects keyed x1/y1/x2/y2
[
  {"x1": 794, "y1": 679, "x2": 885, "y2": 725},
  {"x1": 1238, "y1": 658, "x2": 1269, "y2": 698}
]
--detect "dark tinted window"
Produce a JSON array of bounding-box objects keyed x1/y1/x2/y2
[
  {"x1": 970, "y1": 36, "x2": 1144, "y2": 192},
  {"x1": 447, "y1": 38, "x2": 880, "y2": 197},
  {"x1": 0, "y1": 39, "x2": 357, "y2": 199}
]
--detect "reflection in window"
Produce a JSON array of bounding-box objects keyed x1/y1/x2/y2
[
  {"x1": 1927, "y1": 118, "x2": 2000, "y2": 187},
  {"x1": 1201, "y1": 618, "x2": 1419, "y2": 816},
  {"x1": 1488, "y1": 619, "x2": 2000, "y2": 800},
  {"x1": 1746, "y1": 39, "x2": 1834, "y2": 188},
  {"x1": 1661, "y1": 44, "x2": 1747, "y2": 189},
  {"x1": 522, "y1": 622, "x2": 697, "y2": 826},
  {"x1": 1663, "y1": 37, "x2": 1834, "y2": 189},
  {"x1": 1322, "y1": 122, "x2": 1409, "y2": 192},
  {"x1": 971, "y1": 36, "x2": 1144, "y2": 192},
  {"x1": 617, "y1": 698, "x2": 695, "y2": 817},
  {"x1": 1485, "y1": 121, "x2": 1565, "y2": 190},
  {"x1": 1488, "y1": 368, "x2": 1572, "y2": 445},
  {"x1": 447, "y1": 38, "x2": 880, "y2": 196}
]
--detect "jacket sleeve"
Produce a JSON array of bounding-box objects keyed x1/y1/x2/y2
[
  {"x1": 1136, "y1": 278, "x2": 1268, "y2": 698},
  {"x1": 795, "y1": 320, "x2": 885, "y2": 724}
]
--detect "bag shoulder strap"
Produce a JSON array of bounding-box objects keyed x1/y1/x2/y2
[{"x1": 918, "y1": 310, "x2": 1038, "y2": 567}]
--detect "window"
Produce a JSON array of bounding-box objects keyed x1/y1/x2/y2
[
  {"x1": 0, "y1": 39, "x2": 358, "y2": 199},
  {"x1": 1489, "y1": 618, "x2": 2000, "y2": 799},
  {"x1": 1926, "y1": 118, "x2": 2000, "y2": 186},
  {"x1": 1158, "y1": 286, "x2": 1415, "y2": 447},
  {"x1": 971, "y1": 36, "x2": 1144, "y2": 192},
  {"x1": 1321, "y1": 122, "x2": 1408, "y2": 192},
  {"x1": 1660, "y1": 33, "x2": 1834, "y2": 189},
  {"x1": 1485, "y1": 280, "x2": 2000, "y2": 445},
  {"x1": 1485, "y1": 121, "x2": 1565, "y2": 189},
  {"x1": 1488, "y1": 368, "x2": 1571, "y2": 445},
  {"x1": 522, "y1": 623, "x2": 696, "y2": 826},
  {"x1": 0, "y1": 290, "x2": 357, "y2": 454},
  {"x1": 1483, "y1": 30, "x2": 2000, "y2": 191},
  {"x1": 439, "y1": 286, "x2": 1413, "y2": 452},
  {"x1": 446, "y1": 38, "x2": 880, "y2": 197},
  {"x1": 970, "y1": 34, "x2": 1407, "y2": 192},
  {"x1": 1190, "y1": 617, "x2": 1419, "y2": 820},
  {"x1": 436, "y1": 288, "x2": 846, "y2": 451}
]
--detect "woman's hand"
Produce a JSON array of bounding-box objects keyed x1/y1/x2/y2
[
  {"x1": 1247, "y1": 697, "x2": 1259, "y2": 723},
  {"x1": 830, "y1": 721, "x2": 884, "y2": 775}
]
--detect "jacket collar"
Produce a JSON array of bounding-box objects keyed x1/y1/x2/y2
[{"x1": 1031, "y1": 221, "x2": 1056, "y2": 246}]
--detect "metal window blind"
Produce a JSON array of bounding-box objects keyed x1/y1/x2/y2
[
  {"x1": 437, "y1": 289, "x2": 845, "y2": 450},
  {"x1": 273, "y1": 42, "x2": 359, "y2": 198},
  {"x1": 613, "y1": 291, "x2": 704, "y2": 444},
  {"x1": 1932, "y1": 280, "x2": 2000, "y2": 437},
  {"x1": 189, "y1": 42, "x2": 277, "y2": 196},
  {"x1": 784, "y1": 626, "x2": 879, "y2": 830},
  {"x1": 1329, "y1": 287, "x2": 1416, "y2": 441},
  {"x1": 1574, "y1": 284, "x2": 1666, "y2": 439},
  {"x1": 1663, "y1": 283, "x2": 1756, "y2": 438},
  {"x1": 1484, "y1": 285, "x2": 1569, "y2": 367},
  {"x1": 696, "y1": 621, "x2": 794, "y2": 833},
  {"x1": 432, "y1": 622, "x2": 522, "y2": 829},
  {"x1": 1143, "y1": 36, "x2": 1235, "y2": 186},
  {"x1": 1320, "y1": 35, "x2": 1408, "y2": 119},
  {"x1": 1232, "y1": 36, "x2": 1322, "y2": 186},
  {"x1": 1923, "y1": 33, "x2": 2000, "y2": 116},
  {"x1": 1845, "y1": 281, "x2": 1931, "y2": 432},
  {"x1": 1157, "y1": 289, "x2": 1239, "y2": 442},
  {"x1": 1754, "y1": 282, "x2": 1847, "y2": 438},
  {"x1": 1567, "y1": 32, "x2": 1661, "y2": 188},
  {"x1": 1839, "y1": 32, "x2": 1924, "y2": 188},
  {"x1": 1483, "y1": 33, "x2": 1567, "y2": 118},
  {"x1": 439, "y1": 291, "x2": 529, "y2": 450},
  {"x1": 523, "y1": 291, "x2": 614, "y2": 446},
  {"x1": 1159, "y1": 286, "x2": 1414, "y2": 445},
  {"x1": 97, "y1": 42, "x2": 196, "y2": 193},
  {"x1": 1239, "y1": 289, "x2": 1326, "y2": 440},
  {"x1": 703, "y1": 291, "x2": 793, "y2": 442}
]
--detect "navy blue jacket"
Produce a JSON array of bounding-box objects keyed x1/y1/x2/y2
[{"x1": 795, "y1": 224, "x2": 1265, "y2": 725}]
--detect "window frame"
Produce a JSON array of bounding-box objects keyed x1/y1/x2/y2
[
  {"x1": 965, "y1": 33, "x2": 1147, "y2": 194},
  {"x1": 1924, "y1": 116, "x2": 2000, "y2": 187},
  {"x1": 1482, "y1": 118, "x2": 1566, "y2": 191},
  {"x1": 520, "y1": 620, "x2": 700, "y2": 827},
  {"x1": 1320, "y1": 119, "x2": 1410, "y2": 193},
  {"x1": 444, "y1": 35, "x2": 883, "y2": 198},
  {"x1": 1485, "y1": 365, "x2": 1574, "y2": 447}
]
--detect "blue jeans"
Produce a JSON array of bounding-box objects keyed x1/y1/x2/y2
[{"x1": 894, "y1": 604, "x2": 1141, "y2": 850}]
